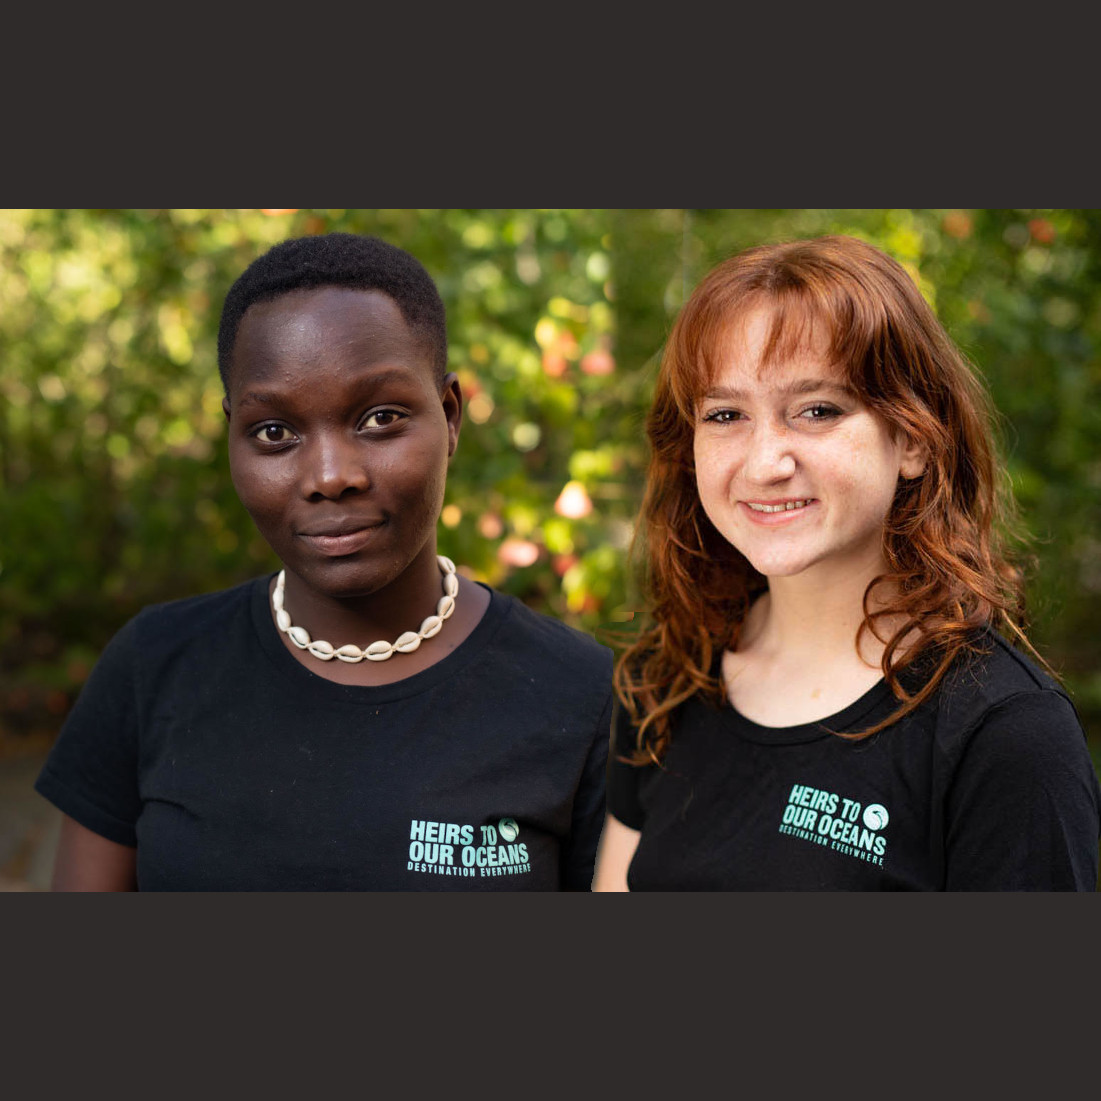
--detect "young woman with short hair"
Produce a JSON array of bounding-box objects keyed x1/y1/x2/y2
[{"x1": 37, "y1": 233, "x2": 612, "y2": 891}]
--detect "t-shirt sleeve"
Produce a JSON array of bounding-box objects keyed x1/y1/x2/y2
[
  {"x1": 558, "y1": 689, "x2": 613, "y2": 890},
  {"x1": 944, "y1": 690, "x2": 1101, "y2": 891},
  {"x1": 605, "y1": 697, "x2": 648, "y2": 831},
  {"x1": 34, "y1": 616, "x2": 143, "y2": 847}
]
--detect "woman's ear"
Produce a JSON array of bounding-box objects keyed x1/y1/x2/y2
[
  {"x1": 441, "y1": 372, "x2": 463, "y2": 459},
  {"x1": 899, "y1": 433, "x2": 927, "y2": 480}
]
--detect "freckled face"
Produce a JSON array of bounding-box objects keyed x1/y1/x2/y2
[
  {"x1": 224, "y1": 286, "x2": 460, "y2": 601},
  {"x1": 692, "y1": 307, "x2": 925, "y2": 581}
]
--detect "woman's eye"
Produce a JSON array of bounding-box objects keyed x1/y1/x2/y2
[
  {"x1": 363, "y1": 409, "x2": 405, "y2": 429},
  {"x1": 254, "y1": 424, "x2": 295, "y2": 444},
  {"x1": 798, "y1": 403, "x2": 842, "y2": 422},
  {"x1": 702, "y1": 409, "x2": 742, "y2": 424}
]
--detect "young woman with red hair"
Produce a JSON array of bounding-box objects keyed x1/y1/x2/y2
[{"x1": 593, "y1": 235, "x2": 1100, "y2": 891}]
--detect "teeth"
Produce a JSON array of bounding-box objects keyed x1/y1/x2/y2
[{"x1": 746, "y1": 499, "x2": 810, "y2": 513}]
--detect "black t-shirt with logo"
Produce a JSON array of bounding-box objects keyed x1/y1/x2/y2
[
  {"x1": 36, "y1": 577, "x2": 612, "y2": 891},
  {"x1": 608, "y1": 635, "x2": 1100, "y2": 890}
]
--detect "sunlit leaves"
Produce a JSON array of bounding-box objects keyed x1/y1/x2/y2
[{"x1": 2, "y1": 208, "x2": 1100, "y2": 749}]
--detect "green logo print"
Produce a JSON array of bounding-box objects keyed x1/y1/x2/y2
[
  {"x1": 862, "y1": 803, "x2": 889, "y2": 830},
  {"x1": 407, "y1": 817, "x2": 531, "y2": 879},
  {"x1": 777, "y1": 784, "x2": 889, "y2": 867}
]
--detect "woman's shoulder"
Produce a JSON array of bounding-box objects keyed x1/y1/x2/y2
[
  {"x1": 119, "y1": 575, "x2": 268, "y2": 654},
  {"x1": 939, "y1": 628, "x2": 1068, "y2": 708},
  {"x1": 928, "y1": 627, "x2": 1085, "y2": 750},
  {"x1": 927, "y1": 631, "x2": 1099, "y2": 832},
  {"x1": 134, "y1": 574, "x2": 264, "y2": 622},
  {"x1": 488, "y1": 589, "x2": 613, "y2": 680}
]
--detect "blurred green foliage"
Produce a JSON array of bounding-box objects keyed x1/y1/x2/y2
[{"x1": 2, "y1": 209, "x2": 1099, "y2": 753}]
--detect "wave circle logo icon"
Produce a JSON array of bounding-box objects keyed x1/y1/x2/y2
[
  {"x1": 862, "y1": 804, "x2": 889, "y2": 831},
  {"x1": 498, "y1": 817, "x2": 519, "y2": 842}
]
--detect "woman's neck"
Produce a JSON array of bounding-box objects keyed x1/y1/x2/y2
[
  {"x1": 281, "y1": 542, "x2": 446, "y2": 645},
  {"x1": 724, "y1": 553, "x2": 903, "y2": 727},
  {"x1": 749, "y1": 569, "x2": 884, "y2": 665},
  {"x1": 270, "y1": 544, "x2": 492, "y2": 687}
]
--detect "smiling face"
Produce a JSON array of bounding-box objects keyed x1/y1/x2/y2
[
  {"x1": 223, "y1": 286, "x2": 461, "y2": 603},
  {"x1": 692, "y1": 305, "x2": 925, "y2": 583}
]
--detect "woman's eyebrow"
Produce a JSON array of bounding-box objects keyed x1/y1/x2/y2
[
  {"x1": 237, "y1": 390, "x2": 277, "y2": 410},
  {"x1": 701, "y1": 378, "x2": 854, "y2": 400},
  {"x1": 235, "y1": 367, "x2": 424, "y2": 410}
]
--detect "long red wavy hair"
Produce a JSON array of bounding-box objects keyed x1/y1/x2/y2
[{"x1": 616, "y1": 234, "x2": 1037, "y2": 762}]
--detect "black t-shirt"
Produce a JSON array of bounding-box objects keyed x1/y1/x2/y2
[
  {"x1": 608, "y1": 635, "x2": 1100, "y2": 890},
  {"x1": 36, "y1": 576, "x2": 612, "y2": 890}
]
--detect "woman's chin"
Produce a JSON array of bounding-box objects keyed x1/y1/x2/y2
[
  {"x1": 284, "y1": 557, "x2": 400, "y2": 600},
  {"x1": 735, "y1": 548, "x2": 817, "y2": 580}
]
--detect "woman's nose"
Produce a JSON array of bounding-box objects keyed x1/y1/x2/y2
[
  {"x1": 302, "y1": 433, "x2": 371, "y2": 499},
  {"x1": 742, "y1": 421, "x2": 797, "y2": 484}
]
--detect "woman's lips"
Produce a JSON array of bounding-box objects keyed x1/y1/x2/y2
[
  {"x1": 298, "y1": 522, "x2": 385, "y2": 556},
  {"x1": 738, "y1": 498, "x2": 817, "y2": 525}
]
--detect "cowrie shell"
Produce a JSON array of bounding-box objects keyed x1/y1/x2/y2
[
  {"x1": 365, "y1": 641, "x2": 394, "y2": 661},
  {"x1": 394, "y1": 631, "x2": 422, "y2": 653}
]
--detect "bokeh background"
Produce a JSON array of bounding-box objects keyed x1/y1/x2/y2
[{"x1": 2, "y1": 208, "x2": 1099, "y2": 888}]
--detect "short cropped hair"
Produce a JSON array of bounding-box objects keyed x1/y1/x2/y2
[{"x1": 217, "y1": 232, "x2": 448, "y2": 391}]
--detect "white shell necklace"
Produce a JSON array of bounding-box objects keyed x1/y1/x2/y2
[{"x1": 272, "y1": 555, "x2": 459, "y2": 663}]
